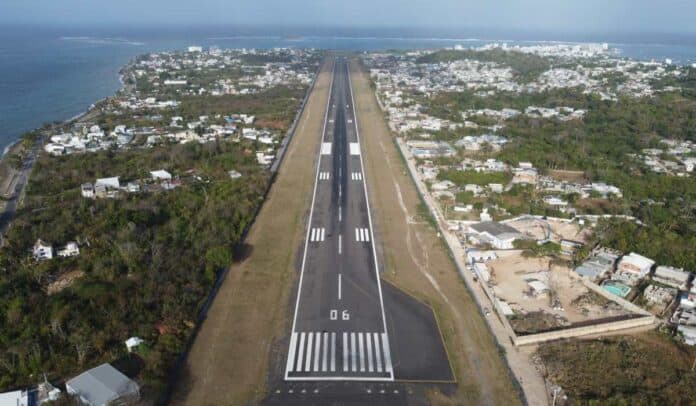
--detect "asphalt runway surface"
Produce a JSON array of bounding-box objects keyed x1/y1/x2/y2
[{"x1": 281, "y1": 58, "x2": 453, "y2": 391}]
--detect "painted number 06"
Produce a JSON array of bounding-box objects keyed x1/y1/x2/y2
[{"x1": 330, "y1": 309, "x2": 350, "y2": 321}]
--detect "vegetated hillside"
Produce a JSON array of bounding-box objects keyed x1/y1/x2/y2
[
  {"x1": 0, "y1": 141, "x2": 268, "y2": 398},
  {"x1": 416, "y1": 48, "x2": 551, "y2": 83},
  {"x1": 538, "y1": 332, "x2": 696, "y2": 404}
]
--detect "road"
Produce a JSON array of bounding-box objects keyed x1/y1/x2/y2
[
  {"x1": 285, "y1": 58, "x2": 393, "y2": 381},
  {"x1": 0, "y1": 137, "x2": 41, "y2": 239}
]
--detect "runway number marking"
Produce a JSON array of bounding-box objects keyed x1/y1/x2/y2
[{"x1": 329, "y1": 309, "x2": 350, "y2": 321}]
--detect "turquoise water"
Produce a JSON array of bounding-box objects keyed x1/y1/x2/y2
[{"x1": 602, "y1": 281, "x2": 631, "y2": 298}]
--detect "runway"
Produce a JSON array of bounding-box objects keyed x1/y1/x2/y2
[{"x1": 285, "y1": 58, "x2": 392, "y2": 381}]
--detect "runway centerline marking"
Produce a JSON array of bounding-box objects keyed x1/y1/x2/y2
[{"x1": 338, "y1": 274, "x2": 342, "y2": 300}]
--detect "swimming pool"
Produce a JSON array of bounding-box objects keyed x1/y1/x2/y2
[{"x1": 601, "y1": 280, "x2": 631, "y2": 298}]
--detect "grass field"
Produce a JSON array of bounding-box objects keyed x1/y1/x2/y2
[
  {"x1": 171, "y1": 60, "x2": 333, "y2": 405},
  {"x1": 350, "y1": 59, "x2": 522, "y2": 405},
  {"x1": 538, "y1": 332, "x2": 696, "y2": 404}
]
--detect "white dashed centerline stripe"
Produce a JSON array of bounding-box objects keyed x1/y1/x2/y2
[
  {"x1": 338, "y1": 274, "x2": 342, "y2": 300},
  {"x1": 338, "y1": 234, "x2": 342, "y2": 254}
]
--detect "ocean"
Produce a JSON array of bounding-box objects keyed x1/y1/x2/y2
[{"x1": 1, "y1": 24, "x2": 696, "y2": 152}]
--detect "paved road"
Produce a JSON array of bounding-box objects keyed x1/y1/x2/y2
[
  {"x1": 0, "y1": 137, "x2": 41, "y2": 238},
  {"x1": 285, "y1": 58, "x2": 393, "y2": 381}
]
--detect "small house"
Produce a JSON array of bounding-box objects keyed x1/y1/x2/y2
[{"x1": 33, "y1": 239, "x2": 53, "y2": 261}]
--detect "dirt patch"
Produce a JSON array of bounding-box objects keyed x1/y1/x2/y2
[
  {"x1": 46, "y1": 270, "x2": 84, "y2": 295},
  {"x1": 487, "y1": 253, "x2": 631, "y2": 331},
  {"x1": 547, "y1": 169, "x2": 586, "y2": 183},
  {"x1": 170, "y1": 61, "x2": 333, "y2": 405},
  {"x1": 350, "y1": 59, "x2": 521, "y2": 405}
]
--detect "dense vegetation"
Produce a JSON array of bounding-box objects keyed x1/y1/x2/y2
[
  {"x1": 538, "y1": 332, "x2": 696, "y2": 404},
  {"x1": 0, "y1": 141, "x2": 268, "y2": 397},
  {"x1": 416, "y1": 48, "x2": 551, "y2": 82}
]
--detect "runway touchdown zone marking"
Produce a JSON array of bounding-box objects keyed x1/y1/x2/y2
[
  {"x1": 351, "y1": 172, "x2": 363, "y2": 181},
  {"x1": 319, "y1": 171, "x2": 331, "y2": 180},
  {"x1": 310, "y1": 228, "x2": 326, "y2": 242},
  {"x1": 355, "y1": 228, "x2": 370, "y2": 242}
]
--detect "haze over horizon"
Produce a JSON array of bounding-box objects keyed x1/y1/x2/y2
[{"x1": 3, "y1": 0, "x2": 696, "y2": 36}]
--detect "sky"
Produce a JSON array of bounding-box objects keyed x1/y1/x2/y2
[{"x1": 2, "y1": 0, "x2": 695, "y2": 35}]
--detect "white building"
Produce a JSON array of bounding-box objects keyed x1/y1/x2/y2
[
  {"x1": 66, "y1": 363, "x2": 140, "y2": 406},
  {"x1": 33, "y1": 239, "x2": 53, "y2": 261},
  {"x1": 614, "y1": 252, "x2": 655, "y2": 286},
  {"x1": 150, "y1": 170, "x2": 172, "y2": 181},
  {"x1": 653, "y1": 266, "x2": 691, "y2": 290},
  {"x1": 57, "y1": 242, "x2": 80, "y2": 258},
  {"x1": 468, "y1": 222, "x2": 524, "y2": 249}
]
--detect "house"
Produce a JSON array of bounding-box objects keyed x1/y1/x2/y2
[
  {"x1": 81, "y1": 183, "x2": 94, "y2": 198},
  {"x1": 488, "y1": 183, "x2": 504, "y2": 193},
  {"x1": 431, "y1": 180, "x2": 455, "y2": 191},
  {"x1": 33, "y1": 239, "x2": 53, "y2": 261},
  {"x1": 677, "y1": 325, "x2": 696, "y2": 346},
  {"x1": 125, "y1": 337, "x2": 144, "y2": 353},
  {"x1": 560, "y1": 239, "x2": 584, "y2": 257},
  {"x1": 228, "y1": 170, "x2": 242, "y2": 179},
  {"x1": 66, "y1": 363, "x2": 140, "y2": 406},
  {"x1": 468, "y1": 222, "x2": 524, "y2": 249},
  {"x1": 95, "y1": 177, "x2": 120, "y2": 190},
  {"x1": 466, "y1": 249, "x2": 498, "y2": 263},
  {"x1": 57, "y1": 242, "x2": 79, "y2": 258},
  {"x1": 543, "y1": 196, "x2": 568, "y2": 207},
  {"x1": 150, "y1": 170, "x2": 172, "y2": 181},
  {"x1": 574, "y1": 249, "x2": 619, "y2": 281},
  {"x1": 652, "y1": 266, "x2": 691, "y2": 290},
  {"x1": 643, "y1": 284, "x2": 677, "y2": 306},
  {"x1": 614, "y1": 252, "x2": 655, "y2": 286}
]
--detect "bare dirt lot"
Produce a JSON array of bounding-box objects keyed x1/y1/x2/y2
[
  {"x1": 487, "y1": 253, "x2": 630, "y2": 330},
  {"x1": 171, "y1": 61, "x2": 333, "y2": 405},
  {"x1": 506, "y1": 217, "x2": 591, "y2": 243},
  {"x1": 351, "y1": 59, "x2": 522, "y2": 405}
]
